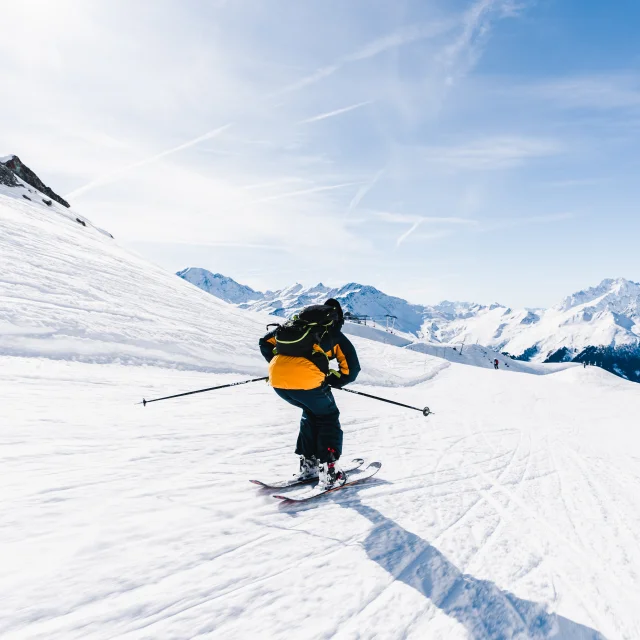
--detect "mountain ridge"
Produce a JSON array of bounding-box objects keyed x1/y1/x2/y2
[
  {"x1": 0, "y1": 154, "x2": 70, "y2": 207},
  {"x1": 178, "y1": 267, "x2": 640, "y2": 382}
]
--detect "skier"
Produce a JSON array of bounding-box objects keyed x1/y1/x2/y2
[
  {"x1": 259, "y1": 299, "x2": 360, "y2": 489},
  {"x1": 494, "y1": 358, "x2": 499, "y2": 370}
]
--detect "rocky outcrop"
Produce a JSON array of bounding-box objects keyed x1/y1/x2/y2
[
  {"x1": 0, "y1": 163, "x2": 19, "y2": 187},
  {"x1": 0, "y1": 155, "x2": 70, "y2": 207}
]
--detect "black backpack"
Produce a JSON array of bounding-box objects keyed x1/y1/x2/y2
[{"x1": 270, "y1": 305, "x2": 339, "y2": 360}]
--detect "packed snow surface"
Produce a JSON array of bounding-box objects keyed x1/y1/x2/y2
[
  {"x1": 2, "y1": 190, "x2": 640, "y2": 639},
  {"x1": 4, "y1": 359, "x2": 639, "y2": 639}
]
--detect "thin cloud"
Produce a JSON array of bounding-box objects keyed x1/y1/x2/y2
[
  {"x1": 522, "y1": 74, "x2": 640, "y2": 110},
  {"x1": 412, "y1": 229, "x2": 455, "y2": 242},
  {"x1": 519, "y1": 212, "x2": 577, "y2": 224},
  {"x1": 484, "y1": 211, "x2": 578, "y2": 231},
  {"x1": 241, "y1": 177, "x2": 308, "y2": 191},
  {"x1": 66, "y1": 124, "x2": 232, "y2": 199},
  {"x1": 544, "y1": 178, "x2": 606, "y2": 188},
  {"x1": 441, "y1": 0, "x2": 528, "y2": 83},
  {"x1": 300, "y1": 101, "x2": 373, "y2": 124},
  {"x1": 420, "y1": 136, "x2": 560, "y2": 170}
]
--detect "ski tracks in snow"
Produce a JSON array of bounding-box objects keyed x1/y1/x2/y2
[{"x1": 3, "y1": 359, "x2": 639, "y2": 638}]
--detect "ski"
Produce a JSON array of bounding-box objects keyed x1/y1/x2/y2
[
  {"x1": 250, "y1": 458, "x2": 365, "y2": 490},
  {"x1": 273, "y1": 462, "x2": 381, "y2": 502}
]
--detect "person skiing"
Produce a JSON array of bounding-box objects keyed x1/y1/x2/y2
[
  {"x1": 494, "y1": 358, "x2": 499, "y2": 370},
  {"x1": 259, "y1": 298, "x2": 360, "y2": 489}
]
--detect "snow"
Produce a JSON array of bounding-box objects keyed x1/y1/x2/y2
[
  {"x1": 0, "y1": 192, "x2": 266, "y2": 373},
  {"x1": 342, "y1": 320, "x2": 414, "y2": 348},
  {"x1": 3, "y1": 358, "x2": 639, "y2": 638},
  {"x1": 405, "y1": 341, "x2": 576, "y2": 375},
  {"x1": 2, "y1": 190, "x2": 640, "y2": 639},
  {"x1": 178, "y1": 267, "x2": 264, "y2": 304},
  {"x1": 426, "y1": 280, "x2": 640, "y2": 361},
  {"x1": 178, "y1": 269, "x2": 640, "y2": 367},
  {"x1": 178, "y1": 270, "x2": 428, "y2": 335}
]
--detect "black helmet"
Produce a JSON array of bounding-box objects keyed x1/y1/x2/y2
[{"x1": 324, "y1": 298, "x2": 344, "y2": 328}]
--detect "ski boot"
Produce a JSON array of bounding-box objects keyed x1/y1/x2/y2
[
  {"x1": 294, "y1": 455, "x2": 319, "y2": 482},
  {"x1": 318, "y1": 460, "x2": 347, "y2": 490}
]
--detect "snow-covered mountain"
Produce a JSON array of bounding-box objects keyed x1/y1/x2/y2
[
  {"x1": 176, "y1": 267, "x2": 264, "y2": 304},
  {"x1": 176, "y1": 271, "x2": 432, "y2": 334},
  {"x1": 251, "y1": 282, "x2": 428, "y2": 335},
  {"x1": 436, "y1": 277, "x2": 640, "y2": 380},
  {"x1": 178, "y1": 268, "x2": 640, "y2": 382},
  {"x1": 4, "y1": 162, "x2": 640, "y2": 639}
]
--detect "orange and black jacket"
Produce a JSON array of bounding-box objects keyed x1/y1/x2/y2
[{"x1": 259, "y1": 328, "x2": 360, "y2": 391}]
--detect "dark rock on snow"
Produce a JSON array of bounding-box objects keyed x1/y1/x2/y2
[
  {"x1": 0, "y1": 163, "x2": 19, "y2": 187},
  {"x1": 0, "y1": 155, "x2": 70, "y2": 207}
]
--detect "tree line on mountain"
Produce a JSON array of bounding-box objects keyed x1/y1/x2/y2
[{"x1": 504, "y1": 344, "x2": 640, "y2": 383}]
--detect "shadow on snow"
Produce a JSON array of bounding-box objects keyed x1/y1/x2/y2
[{"x1": 283, "y1": 481, "x2": 606, "y2": 640}]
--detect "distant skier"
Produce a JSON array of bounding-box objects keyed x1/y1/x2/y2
[
  {"x1": 259, "y1": 299, "x2": 360, "y2": 490},
  {"x1": 583, "y1": 361, "x2": 587, "y2": 368},
  {"x1": 494, "y1": 358, "x2": 499, "y2": 370}
]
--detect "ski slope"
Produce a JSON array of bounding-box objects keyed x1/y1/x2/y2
[
  {"x1": 405, "y1": 341, "x2": 577, "y2": 375},
  {"x1": 2, "y1": 192, "x2": 640, "y2": 639}
]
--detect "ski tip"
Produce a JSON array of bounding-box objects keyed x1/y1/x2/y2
[
  {"x1": 368, "y1": 461, "x2": 382, "y2": 469},
  {"x1": 273, "y1": 494, "x2": 290, "y2": 501},
  {"x1": 249, "y1": 479, "x2": 266, "y2": 487}
]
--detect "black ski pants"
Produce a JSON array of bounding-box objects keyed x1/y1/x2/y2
[{"x1": 274, "y1": 385, "x2": 342, "y2": 463}]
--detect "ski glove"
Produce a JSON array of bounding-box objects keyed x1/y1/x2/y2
[{"x1": 327, "y1": 369, "x2": 342, "y2": 387}]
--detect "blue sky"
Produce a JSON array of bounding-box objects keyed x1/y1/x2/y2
[{"x1": 2, "y1": 0, "x2": 640, "y2": 307}]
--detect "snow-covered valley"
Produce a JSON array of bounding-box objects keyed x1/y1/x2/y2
[{"x1": 2, "y1": 175, "x2": 640, "y2": 639}]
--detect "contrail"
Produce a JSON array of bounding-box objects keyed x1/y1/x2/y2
[
  {"x1": 347, "y1": 168, "x2": 385, "y2": 215},
  {"x1": 279, "y1": 64, "x2": 340, "y2": 96},
  {"x1": 300, "y1": 101, "x2": 372, "y2": 124},
  {"x1": 66, "y1": 124, "x2": 232, "y2": 199},
  {"x1": 250, "y1": 181, "x2": 363, "y2": 204},
  {"x1": 396, "y1": 217, "x2": 424, "y2": 247},
  {"x1": 276, "y1": 20, "x2": 454, "y2": 96},
  {"x1": 377, "y1": 212, "x2": 478, "y2": 225}
]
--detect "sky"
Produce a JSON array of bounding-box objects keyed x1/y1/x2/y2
[{"x1": 2, "y1": 0, "x2": 640, "y2": 308}]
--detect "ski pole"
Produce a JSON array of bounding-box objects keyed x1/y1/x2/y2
[
  {"x1": 335, "y1": 386, "x2": 432, "y2": 417},
  {"x1": 138, "y1": 376, "x2": 269, "y2": 406}
]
